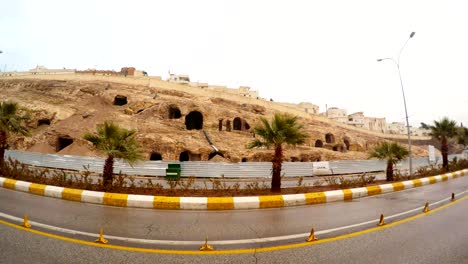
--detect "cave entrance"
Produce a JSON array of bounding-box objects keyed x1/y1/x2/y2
[
  {"x1": 37, "y1": 118, "x2": 51, "y2": 126},
  {"x1": 56, "y1": 136, "x2": 73, "y2": 151},
  {"x1": 179, "y1": 151, "x2": 190, "y2": 162},
  {"x1": 244, "y1": 121, "x2": 250, "y2": 130},
  {"x1": 150, "y1": 153, "x2": 162, "y2": 161},
  {"x1": 233, "y1": 117, "x2": 242, "y2": 130},
  {"x1": 315, "y1": 140, "x2": 324, "y2": 148},
  {"x1": 185, "y1": 111, "x2": 203, "y2": 130},
  {"x1": 241, "y1": 157, "x2": 247, "y2": 162},
  {"x1": 226, "y1": 119, "x2": 231, "y2": 132},
  {"x1": 332, "y1": 146, "x2": 338, "y2": 151},
  {"x1": 325, "y1": 133, "x2": 335, "y2": 144},
  {"x1": 168, "y1": 105, "x2": 181, "y2": 119},
  {"x1": 344, "y1": 139, "x2": 350, "y2": 150},
  {"x1": 113, "y1": 95, "x2": 128, "y2": 106}
]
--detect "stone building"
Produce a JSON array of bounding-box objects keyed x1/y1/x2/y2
[
  {"x1": 29, "y1": 66, "x2": 76, "y2": 75},
  {"x1": 168, "y1": 73, "x2": 190, "y2": 84},
  {"x1": 297, "y1": 102, "x2": 320, "y2": 114},
  {"x1": 326, "y1": 107, "x2": 348, "y2": 123},
  {"x1": 387, "y1": 122, "x2": 406, "y2": 134},
  {"x1": 326, "y1": 108, "x2": 387, "y2": 133}
]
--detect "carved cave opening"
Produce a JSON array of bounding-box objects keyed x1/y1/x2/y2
[
  {"x1": 56, "y1": 136, "x2": 73, "y2": 151},
  {"x1": 344, "y1": 139, "x2": 350, "y2": 150},
  {"x1": 37, "y1": 118, "x2": 51, "y2": 126},
  {"x1": 233, "y1": 117, "x2": 242, "y2": 130},
  {"x1": 185, "y1": 111, "x2": 203, "y2": 130},
  {"x1": 179, "y1": 151, "x2": 190, "y2": 162},
  {"x1": 113, "y1": 95, "x2": 128, "y2": 106},
  {"x1": 315, "y1": 140, "x2": 324, "y2": 148},
  {"x1": 168, "y1": 105, "x2": 182, "y2": 119},
  {"x1": 150, "y1": 152, "x2": 162, "y2": 161}
]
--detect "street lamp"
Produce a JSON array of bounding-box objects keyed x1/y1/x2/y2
[{"x1": 377, "y1": 32, "x2": 416, "y2": 176}]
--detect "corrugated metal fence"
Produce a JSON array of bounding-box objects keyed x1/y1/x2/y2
[{"x1": 5, "y1": 150, "x2": 442, "y2": 178}]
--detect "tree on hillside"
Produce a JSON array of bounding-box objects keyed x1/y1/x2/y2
[
  {"x1": 248, "y1": 113, "x2": 308, "y2": 192},
  {"x1": 0, "y1": 101, "x2": 30, "y2": 167},
  {"x1": 369, "y1": 141, "x2": 409, "y2": 181},
  {"x1": 83, "y1": 121, "x2": 142, "y2": 190},
  {"x1": 421, "y1": 117, "x2": 457, "y2": 171}
]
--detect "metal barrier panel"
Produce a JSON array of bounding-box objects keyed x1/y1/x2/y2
[{"x1": 5, "y1": 150, "x2": 455, "y2": 178}]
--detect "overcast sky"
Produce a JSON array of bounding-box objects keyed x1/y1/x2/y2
[{"x1": 1, "y1": 0, "x2": 467, "y2": 127}]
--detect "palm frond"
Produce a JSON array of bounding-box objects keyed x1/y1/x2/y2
[
  {"x1": 369, "y1": 141, "x2": 409, "y2": 164},
  {"x1": 0, "y1": 101, "x2": 30, "y2": 136},
  {"x1": 248, "y1": 112, "x2": 308, "y2": 149},
  {"x1": 83, "y1": 121, "x2": 142, "y2": 165}
]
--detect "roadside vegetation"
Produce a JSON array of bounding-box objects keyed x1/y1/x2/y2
[
  {"x1": 368, "y1": 142, "x2": 409, "y2": 181},
  {"x1": 1, "y1": 157, "x2": 466, "y2": 197},
  {"x1": 421, "y1": 117, "x2": 458, "y2": 171},
  {"x1": 247, "y1": 112, "x2": 308, "y2": 192},
  {"x1": 0, "y1": 101, "x2": 30, "y2": 167},
  {"x1": 83, "y1": 121, "x2": 143, "y2": 191}
]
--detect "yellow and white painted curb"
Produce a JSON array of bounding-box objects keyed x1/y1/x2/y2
[{"x1": 1, "y1": 169, "x2": 466, "y2": 210}]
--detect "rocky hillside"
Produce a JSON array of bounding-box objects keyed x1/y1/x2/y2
[{"x1": 0, "y1": 75, "x2": 434, "y2": 162}]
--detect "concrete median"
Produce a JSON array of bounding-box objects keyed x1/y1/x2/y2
[{"x1": 1, "y1": 169, "x2": 466, "y2": 210}]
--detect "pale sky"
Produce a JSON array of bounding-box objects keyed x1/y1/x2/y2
[{"x1": 1, "y1": 0, "x2": 467, "y2": 127}]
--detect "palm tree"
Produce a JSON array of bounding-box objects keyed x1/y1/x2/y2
[
  {"x1": 0, "y1": 102, "x2": 30, "y2": 167},
  {"x1": 456, "y1": 126, "x2": 468, "y2": 147},
  {"x1": 83, "y1": 121, "x2": 142, "y2": 190},
  {"x1": 421, "y1": 117, "x2": 457, "y2": 171},
  {"x1": 248, "y1": 113, "x2": 308, "y2": 192},
  {"x1": 369, "y1": 142, "x2": 409, "y2": 181}
]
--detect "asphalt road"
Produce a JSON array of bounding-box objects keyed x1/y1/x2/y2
[
  {"x1": 0, "y1": 176, "x2": 467, "y2": 251},
  {"x1": 0, "y1": 196, "x2": 466, "y2": 264}
]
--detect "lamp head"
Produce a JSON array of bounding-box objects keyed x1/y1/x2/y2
[
  {"x1": 377, "y1": 59, "x2": 383, "y2": 62},
  {"x1": 410, "y1": 32, "x2": 416, "y2": 38}
]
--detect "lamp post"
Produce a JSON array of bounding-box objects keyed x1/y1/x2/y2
[{"x1": 377, "y1": 32, "x2": 416, "y2": 176}]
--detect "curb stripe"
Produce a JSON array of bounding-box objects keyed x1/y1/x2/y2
[
  {"x1": 207, "y1": 197, "x2": 235, "y2": 210},
  {"x1": 304, "y1": 192, "x2": 326, "y2": 204},
  {"x1": 428, "y1": 176, "x2": 437, "y2": 184},
  {"x1": 103, "y1": 193, "x2": 128, "y2": 207},
  {"x1": 0, "y1": 169, "x2": 466, "y2": 210},
  {"x1": 412, "y1": 179, "x2": 423, "y2": 187},
  {"x1": 62, "y1": 188, "x2": 83, "y2": 202},
  {"x1": 259, "y1": 195, "x2": 284, "y2": 208},
  {"x1": 154, "y1": 196, "x2": 180, "y2": 209},
  {"x1": 392, "y1": 182, "x2": 405, "y2": 191},
  {"x1": 3, "y1": 179, "x2": 17, "y2": 190},
  {"x1": 29, "y1": 183, "x2": 46, "y2": 196},
  {"x1": 366, "y1": 185, "x2": 381, "y2": 196}
]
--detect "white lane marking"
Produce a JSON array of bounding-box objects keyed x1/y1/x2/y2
[{"x1": 0, "y1": 189, "x2": 466, "y2": 246}]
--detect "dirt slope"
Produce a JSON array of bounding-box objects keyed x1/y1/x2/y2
[{"x1": 0, "y1": 76, "x2": 434, "y2": 162}]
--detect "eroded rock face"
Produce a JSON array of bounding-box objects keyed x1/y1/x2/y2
[{"x1": 0, "y1": 77, "x2": 433, "y2": 161}]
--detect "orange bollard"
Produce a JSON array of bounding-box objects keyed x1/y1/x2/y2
[{"x1": 306, "y1": 227, "x2": 318, "y2": 242}]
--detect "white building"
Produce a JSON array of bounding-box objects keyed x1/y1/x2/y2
[{"x1": 168, "y1": 74, "x2": 190, "y2": 84}]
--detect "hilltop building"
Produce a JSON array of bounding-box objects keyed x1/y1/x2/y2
[{"x1": 325, "y1": 107, "x2": 386, "y2": 133}]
